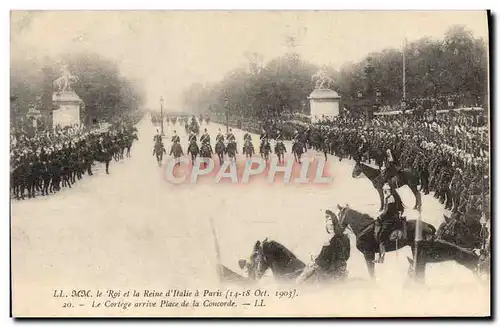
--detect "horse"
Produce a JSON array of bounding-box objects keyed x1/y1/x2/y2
[
  {"x1": 169, "y1": 142, "x2": 184, "y2": 167},
  {"x1": 292, "y1": 140, "x2": 304, "y2": 164},
  {"x1": 405, "y1": 239, "x2": 482, "y2": 282},
  {"x1": 190, "y1": 121, "x2": 200, "y2": 135},
  {"x1": 241, "y1": 238, "x2": 345, "y2": 284},
  {"x1": 200, "y1": 143, "x2": 212, "y2": 168},
  {"x1": 187, "y1": 140, "x2": 199, "y2": 163},
  {"x1": 243, "y1": 140, "x2": 255, "y2": 159},
  {"x1": 436, "y1": 213, "x2": 486, "y2": 250},
  {"x1": 215, "y1": 139, "x2": 226, "y2": 166},
  {"x1": 334, "y1": 204, "x2": 436, "y2": 280},
  {"x1": 94, "y1": 144, "x2": 113, "y2": 174},
  {"x1": 125, "y1": 133, "x2": 138, "y2": 157},
  {"x1": 241, "y1": 239, "x2": 306, "y2": 281},
  {"x1": 260, "y1": 140, "x2": 271, "y2": 161},
  {"x1": 352, "y1": 161, "x2": 422, "y2": 211},
  {"x1": 275, "y1": 141, "x2": 286, "y2": 164},
  {"x1": 153, "y1": 141, "x2": 167, "y2": 166},
  {"x1": 226, "y1": 141, "x2": 237, "y2": 162}
]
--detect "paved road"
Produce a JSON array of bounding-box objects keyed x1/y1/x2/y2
[{"x1": 11, "y1": 117, "x2": 489, "y2": 317}]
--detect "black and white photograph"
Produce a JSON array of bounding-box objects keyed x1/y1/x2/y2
[{"x1": 9, "y1": 10, "x2": 491, "y2": 317}]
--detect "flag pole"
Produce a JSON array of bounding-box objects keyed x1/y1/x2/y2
[
  {"x1": 413, "y1": 205, "x2": 423, "y2": 282},
  {"x1": 209, "y1": 216, "x2": 223, "y2": 281}
]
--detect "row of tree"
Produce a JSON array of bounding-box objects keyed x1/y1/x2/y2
[
  {"x1": 182, "y1": 25, "x2": 488, "y2": 118},
  {"x1": 10, "y1": 51, "x2": 145, "y2": 126}
]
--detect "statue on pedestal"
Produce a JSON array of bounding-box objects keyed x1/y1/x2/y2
[
  {"x1": 51, "y1": 65, "x2": 83, "y2": 128},
  {"x1": 311, "y1": 69, "x2": 334, "y2": 90},
  {"x1": 53, "y1": 65, "x2": 79, "y2": 93}
]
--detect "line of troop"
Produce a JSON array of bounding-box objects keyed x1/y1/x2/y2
[
  {"x1": 11, "y1": 120, "x2": 139, "y2": 200},
  {"x1": 222, "y1": 111, "x2": 490, "y2": 285},
  {"x1": 151, "y1": 115, "x2": 306, "y2": 167}
]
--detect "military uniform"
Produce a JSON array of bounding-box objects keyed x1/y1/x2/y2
[
  {"x1": 188, "y1": 133, "x2": 197, "y2": 143},
  {"x1": 171, "y1": 134, "x2": 180, "y2": 144},
  {"x1": 216, "y1": 132, "x2": 225, "y2": 144},
  {"x1": 200, "y1": 132, "x2": 212, "y2": 153}
]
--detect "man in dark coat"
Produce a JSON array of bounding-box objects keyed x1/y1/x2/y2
[{"x1": 296, "y1": 210, "x2": 351, "y2": 283}]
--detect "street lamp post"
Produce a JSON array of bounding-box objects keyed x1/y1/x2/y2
[
  {"x1": 160, "y1": 97, "x2": 164, "y2": 136},
  {"x1": 224, "y1": 93, "x2": 229, "y2": 133}
]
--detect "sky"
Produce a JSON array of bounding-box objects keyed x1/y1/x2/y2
[{"x1": 10, "y1": 11, "x2": 489, "y2": 111}]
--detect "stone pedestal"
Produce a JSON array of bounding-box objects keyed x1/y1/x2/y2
[
  {"x1": 308, "y1": 89, "x2": 342, "y2": 122},
  {"x1": 52, "y1": 91, "x2": 83, "y2": 128}
]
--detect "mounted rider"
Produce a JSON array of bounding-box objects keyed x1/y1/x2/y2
[
  {"x1": 358, "y1": 134, "x2": 368, "y2": 161},
  {"x1": 171, "y1": 130, "x2": 180, "y2": 144},
  {"x1": 293, "y1": 130, "x2": 301, "y2": 144},
  {"x1": 188, "y1": 130, "x2": 197, "y2": 144},
  {"x1": 226, "y1": 128, "x2": 236, "y2": 143},
  {"x1": 296, "y1": 210, "x2": 350, "y2": 283},
  {"x1": 259, "y1": 128, "x2": 269, "y2": 153},
  {"x1": 152, "y1": 135, "x2": 166, "y2": 156},
  {"x1": 275, "y1": 130, "x2": 285, "y2": 151},
  {"x1": 243, "y1": 131, "x2": 253, "y2": 151},
  {"x1": 216, "y1": 129, "x2": 225, "y2": 144},
  {"x1": 374, "y1": 183, "x2": 405, "y2": 263},
  {"x1": 381, "y1": 147, "x2": 398, "y2": 183},
  {"x1": 153, "y1": 129, "x2": 162, "y2": 144},
  {"x1": 243, "y1": 131, "x2": 252, "y2": 143},
  {"x1": 170, "y1": 130, "x2": 180, "y2": 154},
  {"x1": 199, "y1": 128, "x2": 212, "y2": 152},
  {"x1": 226, "y1": 128, "x2": 237, "y2": 152}
]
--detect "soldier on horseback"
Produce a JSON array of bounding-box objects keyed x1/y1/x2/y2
[
  {"x1": 171, "y1": 130, "x2": 180, "y2": 144},
  {"x1": 358, "y1": 134, "x2": 368, "y2": 161},
  {"x1": 170, "y1": 130, "x2": 180, "y2": 154},
  {"x1": 292, "y1": 130, "x2": 301, "y2": 145},
  {"x1": 188, "y1": 130, "x2": 197, "y2": 144},
  {"x1": 243, "y1": 131, "x2": 252, "y2": 143},
  {"x1": 274, "y1": 129, "x2": 286, "y2": 163},
  {"x1": 259, "y1": 128, "x2": 268, "y2": 154},
  {"x1": 381, "y1": 147, "x2": 398, "y2": 183},
  {"x1": 374, "y1": 183, "x2": 405, "y2": 263},
  {"x1": 226, "y1": 128, "x2": 237, "y2": 153},
  {"x1": 242, "y1": 132, "x2": 255, "y2": 158},
  {"x1": 200, "y1": 128, "x2": 212, "y2": 153},
  {"x1": 296, "y1": 210, "x2": 350, "y2": 283},
  {"x1": 216, "y1": 129, "x2": 225, "y2": 144}
]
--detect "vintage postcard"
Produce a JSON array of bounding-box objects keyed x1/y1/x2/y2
[{"x1": 10, "y1": 10, "x2": 491, "y2": 317}]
